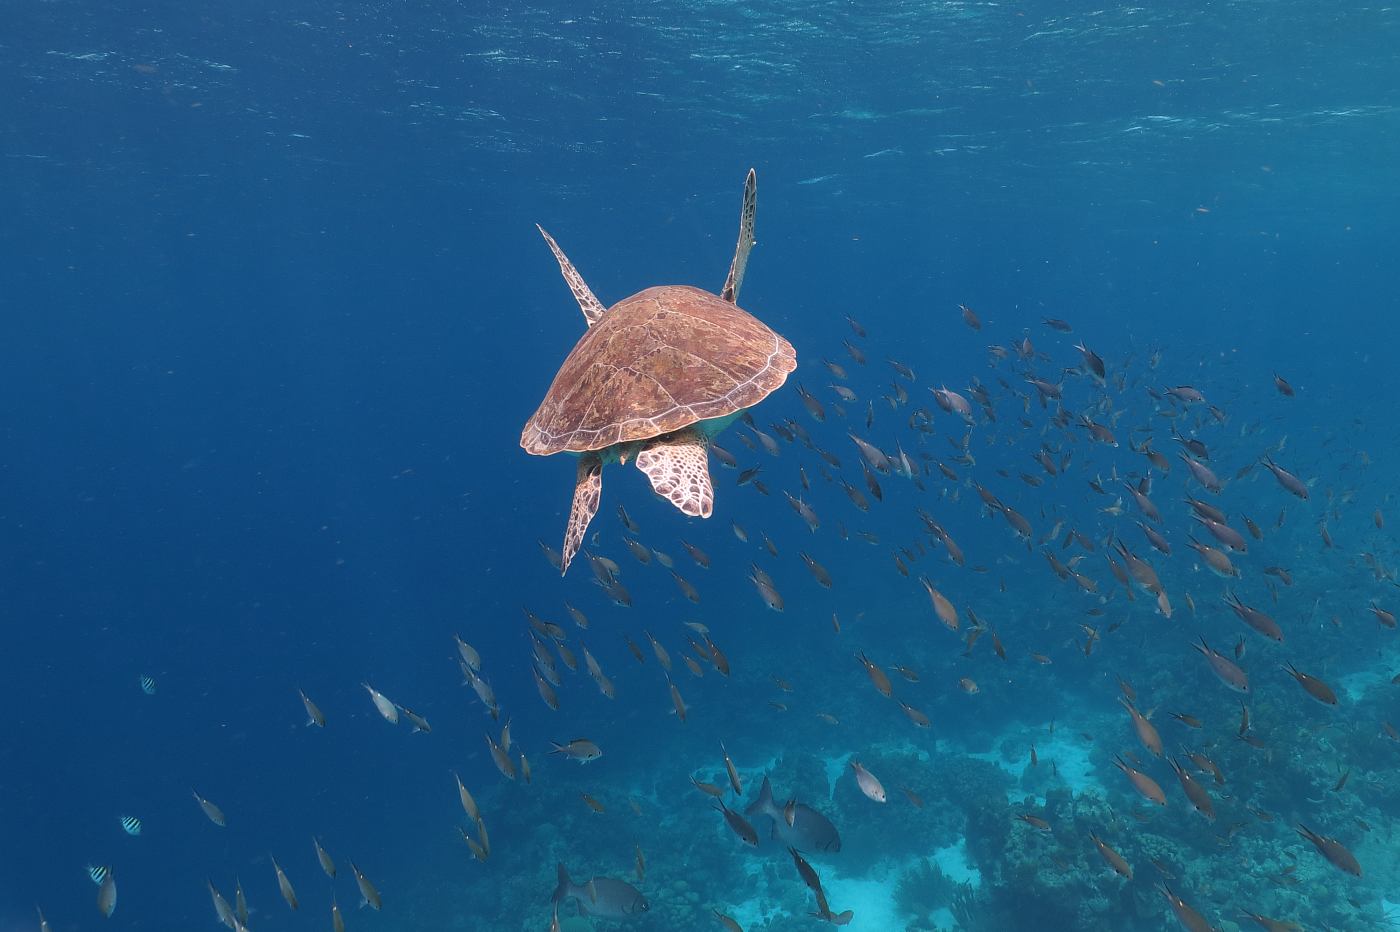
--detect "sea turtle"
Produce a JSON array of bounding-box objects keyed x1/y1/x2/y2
[{"x1": 522, "y1": 169, "x2": 796, "y2": 575}]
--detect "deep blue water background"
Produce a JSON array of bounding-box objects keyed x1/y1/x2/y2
[{"x1": 3, "y1": 1, "x2": 1399, "y2": 929}]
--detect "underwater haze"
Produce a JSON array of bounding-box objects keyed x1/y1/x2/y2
[{"x1": 3, "y1": 1, "x2": 1400, "y2": 930}]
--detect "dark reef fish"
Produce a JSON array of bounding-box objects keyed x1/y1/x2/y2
[
  {"x1": 745, "y1": 776, "x2": 842, "y2": 852},
  {"x1": 1261, "y1": 455, "x2": 1309, "y2": 499},
  {"x1": 1282, "y1": 663, "x2": 1338, "y2": 706},
  {"x1": 715, "y1": 799, "x2": 759, "y2": 846},
  {"x1": 552, "y1": 864, "x2": 649, "y2": 918},
  {"x1": 1295, "y1": 824, "x2": 1361, "y2": 877},
  {"x1": 1112, "y1": 755, "x2": 1166, "y2": 806},
  {"x1": 1158, "y1": 883, "x2": 1217, "y2": 931},
  {"x1": 1087, "y1": 831, "x2": 1132, "y2": 880}
]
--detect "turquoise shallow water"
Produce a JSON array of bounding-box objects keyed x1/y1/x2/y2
[{"x1": 2, "y1": 2, "x2": 1399, "y2": 930}]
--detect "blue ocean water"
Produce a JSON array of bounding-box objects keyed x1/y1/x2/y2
[{"x1": 3, "y1": 2, "x2": 1399, "y2": 930}]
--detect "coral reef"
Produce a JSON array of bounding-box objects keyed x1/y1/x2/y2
[{"x1": 893, "y1": 857, "x2": 962, "y2": 926}]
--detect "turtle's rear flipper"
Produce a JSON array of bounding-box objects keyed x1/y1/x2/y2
[
  {"x1": 636, "y1": 429, "x2": 713, "y2": 518},
  {"x1": 563, "y1": 454, "x2": 603, "y2": 575}
]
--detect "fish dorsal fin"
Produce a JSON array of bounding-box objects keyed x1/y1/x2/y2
[
  {"x1": 536, "y1": 225, "x2": 607, "y2": 327},
  {"x1": 720, "y1": 169, "x2": 757, "y2": 304}
]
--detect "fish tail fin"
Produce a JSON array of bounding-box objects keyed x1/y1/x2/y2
[{"x1": 553, "y1": 864, "x2": 573, "y2": 904}]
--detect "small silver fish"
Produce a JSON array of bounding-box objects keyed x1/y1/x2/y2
[
  {"x1": 192, "y1": 789, "x2": 226, "y2": 827},
  {"x1": 550, "y1": 738, "x2": 602, "y2": 762},
  {"x1": 97, "y1": 869, "x2": 117, "y2": 918},
  {"x1": 668, "y1": 676, "x2": 688, "y2": 723},
  {"x1": 460, "y1": 825, "x2": 488, "y2": 861},
  {"x1": 234, "y1": 877, "x2": 249, "y2": 927},
  {"x1": 624, "y1": 536, "x2": 653, "y2": 564},
  {"x1": 362, "y1": 683, "x2": 399, "y2": 724},
  {"x1": 454, "y1": 634, "x2": 482, "y2": 669},
  {"x1": 1261, "y1": 455, "x2": 1309, "y2": 500},
  {"x1": 715, "y1": 799, "x2": 759, "y2": 846},
  {"x1": 313, "y1": 836, "x2": 336, "y2": 878},
  {"x1": 350, "y1": 861, "x2": 382, "y2": 910},
  {"x1": 850, "y1": 761, "x2": 887, "y2": 803},
  {"x1": 645, "y1": 630, "x2": 672, "y2": 670},
  {"x1": 749, "y1": 564, "x2": 784, "y2": 612},
  {"x1": 1193, "y1": 637, "x2": 1250, "y2": 693},
  {"x1": 538, "y1": 539, "x2": 563, "y2": 570},
  {"x1": 486, "y1": 734, "x2": 516, "y2": 779},
  {"x1": 398, "y1": 705, "x2": 432, "y2": 733},
  {"x1": 272, "y1": 855, "x2": 299, "y2": 910},
  {"x1": 298, "y1": 688, "x2": 326, "y2": 727},
  {"x1": 207, "y1": 879, "x2": 234, "y2": 927},
  {"x1": 454, "y1": 772, "x2": 481, "y2": 822},
  {"x1": 720, "y1": 741, "x2": 743, "y2": 795},
  {"x1": 563, "y1": 602, "x2": 589, "y2": 629},
  {"x1": 532, "y1": 665, "x2": 560, "y2": 710},
  {"x1": 582, "y1": 644, "x2": 614, "y2": 699}
]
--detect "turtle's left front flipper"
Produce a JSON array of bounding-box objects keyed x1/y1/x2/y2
[
  {"x1": 562, "y1": 453, "x2": 603, "y2": 575},
  {"x1": 636, "y1": 428, "x2": 713, "y2": 518}
]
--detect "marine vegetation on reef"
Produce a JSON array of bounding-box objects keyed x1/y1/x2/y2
[{"x1": 893, "y1": 857, "x2": 965, "y2": 927}]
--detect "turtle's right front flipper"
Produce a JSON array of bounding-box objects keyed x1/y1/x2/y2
[{"x1": 562, "y1": 453, "x2": 603, "y2": 575}]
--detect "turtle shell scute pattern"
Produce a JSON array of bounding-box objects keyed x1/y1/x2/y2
[{"x1": 522, "y1": 285, "x2": 796, "y2": 455}]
